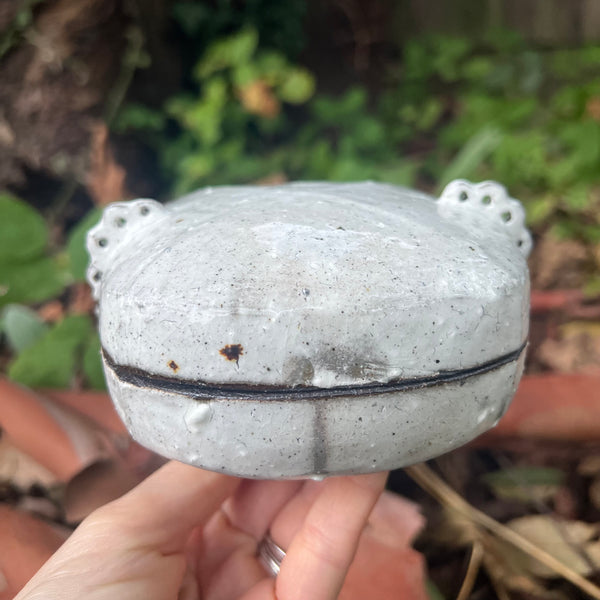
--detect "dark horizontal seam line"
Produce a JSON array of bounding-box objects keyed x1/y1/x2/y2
[{"x1": 102, "y1": 341, "x2": 527, "y2": 402}]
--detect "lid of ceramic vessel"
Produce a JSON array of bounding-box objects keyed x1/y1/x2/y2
[{"x1": 87, "y1": 180, "x2": 530, "y2": 389}]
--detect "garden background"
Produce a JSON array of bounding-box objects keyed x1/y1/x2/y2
[{"x1": 2, "y1": 1, "x2": 600, "y2": 598}]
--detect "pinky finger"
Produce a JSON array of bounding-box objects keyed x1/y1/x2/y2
[{"x1": 275, "y1": 472, "x2": 387, "y2": 600}]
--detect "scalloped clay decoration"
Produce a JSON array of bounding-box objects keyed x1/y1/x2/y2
[{"x1": 87, "y1": 181, "x2": 531, "y2": 479}]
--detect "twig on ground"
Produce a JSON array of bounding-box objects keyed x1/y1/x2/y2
[
  {"x1": 456, "y1": 541, "x2": 484, "y2": 600},
  {"x1": 405, "y1": 463, "x2": 600, "y2": 600}
]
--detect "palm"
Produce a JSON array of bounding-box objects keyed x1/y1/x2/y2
[
  {"x1": 189, "y1": 479, "x2": 305, "y2": 599},
  {"x1": 16, "y1": 463, "x2": 386, "y2": 600}
]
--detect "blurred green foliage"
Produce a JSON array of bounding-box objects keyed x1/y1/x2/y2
[
  {"x1": 411, "y1": 33, "x2": 600, "y2": 244},
  {"x1": 8, "y1": 314, "x2": 94, "y2": 389},
  {"x1": 116, "y1": 26, "x2": 316, "y2": 193},
  {"x1": 0, "y1": 194, "x2": 105, "y2": 389},
  {"x1": 0, "y1": 193, "x2": 67, "y2": 307},
  {"x1": 115, "y1": 24, "x2": 600, "y2": 247}
]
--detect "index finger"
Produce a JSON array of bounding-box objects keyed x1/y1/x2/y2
[{"x1": 90, "y1": 460, "x2": 241, "y2": 554}]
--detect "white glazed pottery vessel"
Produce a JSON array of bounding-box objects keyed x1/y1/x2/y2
[{"x1": 87, "y1": 180, "x2": 531, "y2": 479}]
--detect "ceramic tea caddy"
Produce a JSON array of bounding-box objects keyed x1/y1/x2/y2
[{"x1": 87, "y1": 180, "x2": 531, "y2": 479}]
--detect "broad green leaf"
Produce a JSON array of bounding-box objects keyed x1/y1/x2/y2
[
  {"x1": 8, "y1": 315, "x2": 92, "y2": 388},
  {"x1": 1, "y1": 304, "x2": 48, "y2": 353},
  {"x1": 67, "y1": 208, "x2": 102, "y2": 281},
  {"x1": 83, "y1": 332, "x2": 106, "y2": 390},
  {"x1": 0, "y1": 257, "x2": 67, "y2": 307},
  {"x1": 0, "y1": 193, "x2": 48, "y2": 263},
  {"x1": 278, "y1": 68, "x2": 315, "y2": 104}
]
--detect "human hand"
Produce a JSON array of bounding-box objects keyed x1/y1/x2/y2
[{"x1": 15, "y1": 461, "x2": 387, "y2": 600}]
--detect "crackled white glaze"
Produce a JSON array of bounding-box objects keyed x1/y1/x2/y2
[
  {"x1": 89, "y1": 182, "x2": 529, "y2": 387},
  {"x1": 104, "y1": 352, "x2": 524, "y2": 478},
  {"x1": 88, "y1": 180, "x2": 531, "y2": 478}
]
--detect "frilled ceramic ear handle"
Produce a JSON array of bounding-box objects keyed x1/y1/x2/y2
[
  {"x1": 437, "y1": 180, "x2": 532, "y2": 257},
  {"x1": 86, "y1": 199, "x2": 165, "y2": 300}
]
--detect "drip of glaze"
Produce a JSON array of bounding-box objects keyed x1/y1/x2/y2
[{"x1": 184, "y1": 403, "x2": 212, "y2": 433}]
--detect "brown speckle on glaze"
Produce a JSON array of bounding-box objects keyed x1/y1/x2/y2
[
  {"x1": 219, "y1": 344, "x2": 244, "y2": 365},
  {"x1": 168, "y1": 360, "x2": 179, "y2": 372}
]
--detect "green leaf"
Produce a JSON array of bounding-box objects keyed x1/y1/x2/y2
[
  {"x1": 171, "y1": 78, "x2": 228, "y2": 146},
  {"x1": 482, "y1": 466, "x2": 565, "y2": 503},
  {"x1": 0, "y1": 193, "x2": 48, "y2": 264},
  {"x1": 278, "y1": 68, "x2": 315, "y2": 104},
  {"x1": 83, "y1": 332, "x2": 106, "y2": 390},
  {"x1": 0, "y1": 304, "x2": 48, "y2": 353},
  {"x1": 255, "y1": 50, "x2": 288, "y2": 83},
  {"x1": 437, "y1": 126, "x2": 503, "y2": 190},
  {"x1": 462, "y1": 56, "x2": 493, "y2": 81},
  {"x1": 563, "y1": 185, "x2": 591, "y2": 213},
  {"x1": 67, "y1": 209, "x2": 102, "y2": 281},
  {"x1": 311, "y1": 88, "x2": 367, "y2": 125},
  {"x1": 526, "y1": 196, "x2": 556, "y2": 226},
  {"x1": 415, "y1": 98, "x2": 443, "y2": 132},
  {"x1": 112, "y1": 103, "x2": 166, "y2": 133},
  {"x1": 492, "y1": 132, "x2": 549, "y2": 188},
  {"x1": 432, "y1": 36, "x2": 471, "y2": 82},
  {"x1": 195, "y1": 27, "x2": 258, "y2": 78},
  {"x1": 426, "y1": 579, "x2": 446, "y2": 600},
  {"x1": 0, "y1": 257, "x2": 67, "y2": 307},
  {"x1": 8, "y1": 315, "x2": 92, "y2": 388},
  {"x1": 231, "y1": 63, "x2": 261, "y2": 88}
]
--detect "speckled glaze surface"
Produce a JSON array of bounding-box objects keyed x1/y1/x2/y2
[{"x1": 88, "y1": 180, "x2": 531, "y2": 479}]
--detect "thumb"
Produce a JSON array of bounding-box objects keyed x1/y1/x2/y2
[{"x1": 16, "y1": 461, "x2": 240, "y2": 600}]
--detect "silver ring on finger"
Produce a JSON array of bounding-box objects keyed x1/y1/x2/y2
[{"x1": 258, "y1": 531, "x2": 286, "y2": 577}]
